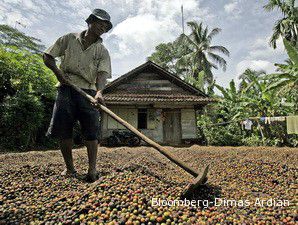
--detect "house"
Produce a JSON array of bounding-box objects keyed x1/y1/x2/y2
[{"x1": 101, "y1": 61, "x2": 213, "y2": 146}]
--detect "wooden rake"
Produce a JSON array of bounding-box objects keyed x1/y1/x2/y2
[{"x1": 67, "y1": 82, "x2": 209, "y2": 198}]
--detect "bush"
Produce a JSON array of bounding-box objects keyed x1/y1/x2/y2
[
  {"x1": 242, "y1": 134, "x2": 263, "y2": 146},
  {"x1": 0, "y1": 92, "x2": 44, "y2": 150},
  {"x1": 197, "y1": 115, "x2": 244, "y2": 146},
  {"x1": 288, "y1": 135, "x2": 298, "y2": 147},
  {"x1": 197, "y1": 114, "x2": 298, "y2": 147},
  {"x1": 0, "y1": 44, "x2": 58, "y2": 151},
  {"x1": 34, "y1": 96, "x2": 58, "y2": 149}
]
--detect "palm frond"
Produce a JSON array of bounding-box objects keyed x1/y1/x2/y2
[
  {"x1": 270, "y1": 18, "x2": 284, "y2": 48},
  {"x1": 263, "y1": 0, "x2": 280, "y2": 12},
  {"x1": 203, "y1": 26, "x2": 209, "y2": 40},
  {"x1": 207, "y1": 28, "x2": 221, "y2": 41},
  {"x1": 187, "y1": 21, "x2": 201, "y2": 34},
  {"x1": 180, "y1": 34, "x2": 198, "y2": 51},
  {"x1": 209, "y1": 62, "x2": 218, "y2": 70},
  {"x1": 209, "y1": 45, "x2": 230, "y2": 56},
  {"x1": 264, "y1": 0, "x2": 291, "y2": 15},
  {"x1": 269, "y1": 72, "x2": 296, "y2": 80},
  {"x1": 207, "y1": 52, "x2": 227, "y2": 71}
]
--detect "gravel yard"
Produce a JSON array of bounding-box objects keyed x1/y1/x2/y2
[{"x1": 0, "y1": 146, "x2": 297, "y2": 224}]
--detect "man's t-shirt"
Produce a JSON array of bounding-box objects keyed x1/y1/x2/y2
[{"x1": 45, "y1": 30, "x2": 111, "y2": 90}]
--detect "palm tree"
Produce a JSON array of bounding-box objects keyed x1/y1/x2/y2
[
  {"x1": 264, "y1": 0, "x2": 298, "y2": 48},
  {"x1": 177, "y1": 21, "x2": 230, "y2": 85}
]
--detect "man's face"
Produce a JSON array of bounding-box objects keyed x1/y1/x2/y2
[{"x1": 89, "y1": 19, "x2": 109, "y2": 36}]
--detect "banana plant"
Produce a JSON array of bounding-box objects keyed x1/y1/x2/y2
[
  {"x1": 214, "y1": 79, "x2": 247, "y2": 120},
  {"x1": 265, "y1": 39, "x2": 298, "y2": 112}
]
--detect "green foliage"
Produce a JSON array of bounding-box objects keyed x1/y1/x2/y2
[
  {"x1": 283, "y1": 38, "x2": 298, "y2": 64},
  {"x1": 197, "y1": 114, "x2": 244, "y2": 146},
  {"x1": 0, "y1": 45, "x2": 57, "y2": 101},
  {"x1": 148, "y1": 42, "x2": 181, "y2": 75},
  {"x1": 196, "y1": 35, "x2": 297, "y2": 147},
  {"x1": 198, "y1": 67, "x2": 296, "y2": 147},
  {"x1": 241, "y1": 134, "x2": 264, "y2": 147},
  {"x1": 0, "y1": 24, "x2": 45, "y2": 53},
  {"x1": 265, "y1": 39, "x2": 298, "y2": 112},
  {"x1": 264, "y1": 0, "x2": 298, "y2": 48},
  {"x1": 148, "y1": 21, "x2": 229, "y2": 94},
  {"x1": 0, "y1": 25, "x2": 58, "y2": 151},
  {"x1": 177, "y1": 22, "x2": 229, "y2": 85},
  {"x1": 0, "y1": 92, "x2": 44, "y2": 150},
  {"x1": 288, "y1": 136, "x2": 298, "y2": 147}
]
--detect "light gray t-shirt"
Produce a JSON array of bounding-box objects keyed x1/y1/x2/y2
[{"x1": 45, "y1": 31, "x2": 111, "y2": 90}]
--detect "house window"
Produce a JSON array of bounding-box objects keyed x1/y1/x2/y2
[{"x1": 138, "y1": 108, "x2": 147, "y2": 129}]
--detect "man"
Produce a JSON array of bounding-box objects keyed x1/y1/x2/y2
[{"x1": 43, "y1": 9, "x2": 112, "y2": 182}]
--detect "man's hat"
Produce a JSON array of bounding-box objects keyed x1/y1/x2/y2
[{"x1": 86, "y1": 9, "x2": 113, "y2": 32}]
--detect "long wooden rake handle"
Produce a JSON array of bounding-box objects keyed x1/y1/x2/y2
[{"x1": 67, "y1": 83, "x2": 201, "y2": 177}]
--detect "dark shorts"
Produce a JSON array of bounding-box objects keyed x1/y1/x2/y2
[{"x1": 46, "y1": 85, "x2": 100, "y2": 141}]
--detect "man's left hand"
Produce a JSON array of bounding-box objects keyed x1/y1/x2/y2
[{"x1": 94, "y1": 90, "x2": 106, "y2": 106}]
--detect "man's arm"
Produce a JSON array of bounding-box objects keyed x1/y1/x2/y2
[
  {"x1": 43, "y1": 53, "x2": 69, "y2": 84},
  {"x1": 94, "y1": 46, "x2": 111, "y2": 106},
  {"x1": 94, "y1": 72, "x2": 109, "y2": 106},
  {"x1": 96, "y1": 72, "x2": 109, "y2": 91},
  {"x1": 43, "y1": 34, "x2": 70, "y2": 84}
]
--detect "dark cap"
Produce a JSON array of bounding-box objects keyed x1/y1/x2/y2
[{"x1": 86, "y1": 9, "x2": 113, "y2": 31}]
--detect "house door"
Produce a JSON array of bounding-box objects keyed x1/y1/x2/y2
[{"x1": 163, "y1": 109, "x2": 181, "y2": 145}]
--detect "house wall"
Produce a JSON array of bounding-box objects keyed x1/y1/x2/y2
[
  {"x1": 111, "y1": 72, "x2": 190, "y2": 94},
  {"x1": 181, "y1": 108, "x2": 198, "y2": 139},
  {"x1": 101, "y1": 106, "x2": 164, "y2": 143},
  {"x1": 101, "y1": 70, "x2": 201, "y2": 145},
  {"x1": 101, "y1": 106, "x2": 198, "y2": 145}
]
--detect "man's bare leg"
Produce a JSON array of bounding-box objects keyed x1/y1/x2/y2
[
  {"x1": 60, "y1": 138, "x2": 76, "y2": 175},
  {"x1": 85, "y1": 140, "x2": 99, "y2": 181}
]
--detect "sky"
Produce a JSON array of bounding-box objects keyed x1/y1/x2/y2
[{"x1": 0, "y1": 0, "x2": 289, "y2": 87}]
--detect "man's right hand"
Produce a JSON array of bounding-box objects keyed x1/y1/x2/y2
[
  {"x1": 43, "y1": 53, "x2": 70, "y2": 85},
  {"x1": 55, "y1": 70, "x2": 70, "y2": 85}
]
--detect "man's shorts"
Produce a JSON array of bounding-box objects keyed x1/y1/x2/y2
[{"x1": 46, "y1": 85, "x2": 100, "y2": 141}]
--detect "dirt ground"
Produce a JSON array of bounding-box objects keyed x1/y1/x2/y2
[{"x1": 0, "y1": 145, "x2": 297, "y2": 224}]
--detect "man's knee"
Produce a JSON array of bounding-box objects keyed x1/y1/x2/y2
[
  {"x1": 84, "y1": 134, "x2": 98, "y2": 141},
  {"x1": 60, "y1": 138, "x2": 73, "y2": 148}
]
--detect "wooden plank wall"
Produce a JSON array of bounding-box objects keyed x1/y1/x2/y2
[
  {"x1": 101, "y1": 106, "x2": 163, "y2": 143},
  {"x1": 114, "y1": 73, "x2": 188, "y2": 94},
  {"x1": 102, "y1": 107, "x2": 198, "y2": 143},
  {"x1": 181, "y1": 108, "x2": 197, "y2": 139}
]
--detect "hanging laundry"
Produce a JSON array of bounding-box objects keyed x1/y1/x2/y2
[
  {"x1": 265, "y1": 117, "x2": 271, "y2": 124},
  {"x1": 260, "y1": 117, "x2": 265, "y2": 122},
  {"x1": 271, "y1": 116, "x2": 286, "y2": 122},
  {"x1": 243, "y1": 119, "x2": 253, "y2": 130},
  {"x1": 286, "y1": 116, "x2": 298, "y2": 134}
]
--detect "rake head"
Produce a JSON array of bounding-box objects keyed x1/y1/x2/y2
[{"x1": 180, "y1": 165, "x2": 209, "y2": 199}]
